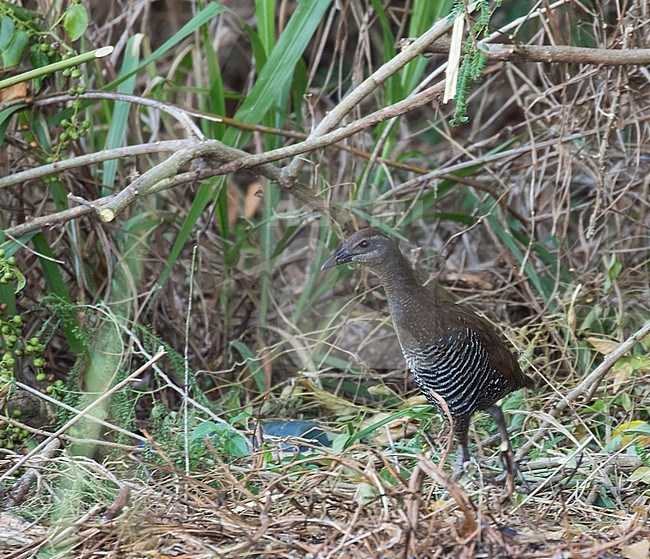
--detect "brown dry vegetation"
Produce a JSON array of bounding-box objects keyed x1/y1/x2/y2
[{"x1": 0, "y1": 0, "x2": 649, "y2": 558}]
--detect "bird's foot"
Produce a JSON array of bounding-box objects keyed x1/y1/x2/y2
[
  {"x1": 453, "y1": 456, "x2": 480, "y2": 480},
  {"x1": 495, "y1": 443, "x2": 531, "y2": 493}
]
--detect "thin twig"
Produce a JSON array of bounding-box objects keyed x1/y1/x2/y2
[
  {"x1": 562, "y1": 321, "x2": 650, "y2": 403},
  {"x1": 2, "y1": 438, "x2": 61, "y2": 508}
]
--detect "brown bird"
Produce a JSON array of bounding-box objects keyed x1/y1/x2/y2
[{"x1": 321, "y1": 228, "x2": 534, "y2": 475}]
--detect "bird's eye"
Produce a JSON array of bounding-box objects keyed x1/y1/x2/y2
[{"x1": 358, "y1": 240, "x2": 370, "y2": 249}]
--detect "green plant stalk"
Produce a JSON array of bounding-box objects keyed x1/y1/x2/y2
[
  {"x1": 0, "y1": 46, "x2": 113, "y2": 91},
  {"x1": 72, "y1": 213, "x2": 151, "y2": 456}
]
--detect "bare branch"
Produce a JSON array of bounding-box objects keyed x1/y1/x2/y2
[
  {"x1": 0, "y1": 140, "x2": 195, "y2": 190},
  {"x1": 400, "y1": 39, "x2": 650, "y2": 66}
]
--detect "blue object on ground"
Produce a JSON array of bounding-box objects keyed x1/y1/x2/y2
[{"x1": 259, "y1": 420, "x2": 331, "y2": 452}]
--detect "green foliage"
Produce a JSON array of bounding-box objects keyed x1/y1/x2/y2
[
  {"x1": 190, "y1": 419, "x2": 250, "y2": 459},
  {"x1": 0, "y1": 1, "x2": 39, "y2": 69},
  {"x1": 142, "y1": 405, "x2": 251, "y2": 470},
  {"x1": 450, "y1": 0, "x2": 493, "y2": 126},
  {"x1": 63, "y1": 2, "x2": 88, "y2": 42}
]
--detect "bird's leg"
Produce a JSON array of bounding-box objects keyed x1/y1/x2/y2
[
  {"x1": 452, "y1": 416, "x2": 471, "y2": 477},
  {"x1": 485, "y1": 405, "x2": 526, "y2": 488}
]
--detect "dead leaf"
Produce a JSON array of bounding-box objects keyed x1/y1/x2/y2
[
  {"x1": 404, "y1": 393, "x2": 427, "y2": 406},
  {"x1": 586, "y1": 336, "x2": 619, "y2": 354},
  {"x1": 226, "y1": 182, "x2": 240, "y2": 229},
  {"x1": 613, "y1": 421, "x2": 650, "y2": 447},
  {"x1": 244, "y1": 180, "x2": 264, "y2": 219},
  {"x1": 0, "y1": 83, "x2": 27, "y2": 103},
  {"x1": 611, "y1": 361, "x2": 634, "y2": 390},
  {"x1": 360, "y1": 411, "x2": 419, "y2": 444},
  {"x1": 622, "y1": 539, "x2": 650, "y2": 559}
]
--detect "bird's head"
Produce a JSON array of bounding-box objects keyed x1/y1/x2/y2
[{"x1": 320, "y1": 228, "x2": 396, "y2": 271}]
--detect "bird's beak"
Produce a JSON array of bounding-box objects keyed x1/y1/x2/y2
[{"x1": 320, "y1": 247, "x2": 352, "y2": 271}]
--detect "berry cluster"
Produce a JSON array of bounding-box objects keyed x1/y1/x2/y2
[
  {"x1": 0, "y1": 249, "x2": 18, "y2": 285},
  {"x1": 0, "y1": 411, "x2": 30, "y2": 451}
]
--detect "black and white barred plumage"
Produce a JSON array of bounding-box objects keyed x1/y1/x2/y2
[{"x1": 404, "y1": 328, "x2": 512, "y2": 419}]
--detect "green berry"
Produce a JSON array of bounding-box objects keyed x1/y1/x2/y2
[
  {"x1": 7, "y1": 256, "x2": 15, "y2": 266},
  {"x1": 0, "y1": 248, "x2": 5, "y2": 258},
  {"x1": 36, "y1": 373, "x2": 46, "y2": 382},
  {"x1": 33, "y1": 357, "x2": 44, "y2": 367},
  {"x1": 12, "y1": 316, "x2": 22, "y2": 325}
]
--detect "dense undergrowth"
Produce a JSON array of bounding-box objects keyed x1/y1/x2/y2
[{"x1": 0, "y1": 0, "x2": 648, "y2": 557}]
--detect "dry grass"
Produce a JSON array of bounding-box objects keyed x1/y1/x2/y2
[{"x1": 0, "y1": 0, "x2": 649, "y2": 557}]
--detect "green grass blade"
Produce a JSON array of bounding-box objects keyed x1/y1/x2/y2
[
  {"x1": 255, "y1": 0, "x2": 275, "y2": 54},
  {"x1": 102, "y1": 34, "x2": 142, "y2": 195},
  {"x1": 158, "y1": 180, "x2": 223, "y2": 287},
  {"x1": 200, "y1": 24, "x2": 225, "y2": 139},
  {"x1": 221, "y1": 0, "x2": 331, "y2": 145},
  {"x1": 103, "y1": 2, "x2": 226, "y2": 91},
  {"x1": 483, "y1": 212, "x2": 553, "y2": 304}
]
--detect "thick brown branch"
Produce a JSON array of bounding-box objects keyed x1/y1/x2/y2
[{"x1": 398, "y1": 38, "x2": 650, "y2": 65}]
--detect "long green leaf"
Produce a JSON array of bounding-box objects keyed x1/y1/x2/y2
[
  {"x1": 255, "y1": 0, "x2": 275, "y2": 54},
  {"x1": 201, "y1": 23, "x2": 225, "y2": 139},
  {"x1": 102, "y1": 34, "x2": 142, "y2": 194}
]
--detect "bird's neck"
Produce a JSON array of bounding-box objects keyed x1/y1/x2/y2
[{"x1": 371, "y1": 250, "x2": 424, "y2": 299}]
